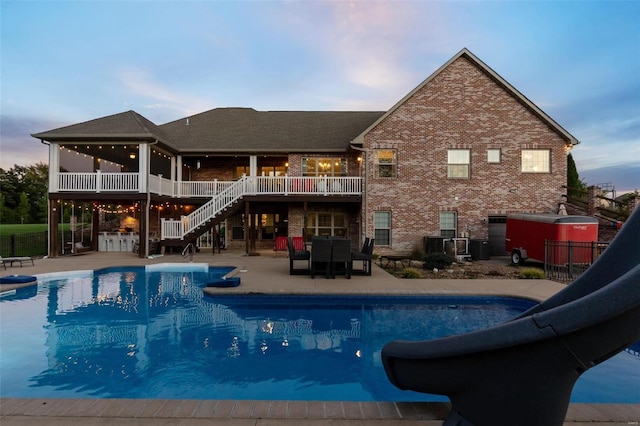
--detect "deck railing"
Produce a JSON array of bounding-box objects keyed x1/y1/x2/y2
[
  {"x1": 161, "y1": 176, "x2": 361, "y2": 240},
  {"x1": 55, "y1": 173, "x2": 361, "y2": 198},
  {"x1": 57, "y1": 171, "x2": 139, "y2": 192}
]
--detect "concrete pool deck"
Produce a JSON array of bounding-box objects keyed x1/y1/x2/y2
[{"x1": 1, "y1": 250, "x2": 638, "y2": 425}]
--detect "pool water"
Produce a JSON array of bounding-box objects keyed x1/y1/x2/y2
[{"x1": 0, "y1": 266, "x2": 638, "y2": 402}]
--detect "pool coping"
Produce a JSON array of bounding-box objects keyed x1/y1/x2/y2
[{"x1": 2, "y1": 398, "x2": 639, "y2": 423}]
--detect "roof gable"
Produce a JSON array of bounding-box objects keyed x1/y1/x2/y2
[
  {"x1": 32, "y1": 110, "x2": 174, "y2": 146},
  {"x1": 352, "y1": 48, "x2": 578, "y2": 145}
]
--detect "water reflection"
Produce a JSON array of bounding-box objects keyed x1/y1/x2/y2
[{"x1": 4, "y1": 269, "x2": 535, "y2": 401}]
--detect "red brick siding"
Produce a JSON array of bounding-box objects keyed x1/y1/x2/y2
[{"x1": 363, "y1": 56, "x2": 568, "y2": 254}]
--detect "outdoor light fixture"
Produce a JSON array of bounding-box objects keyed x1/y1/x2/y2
[{"x1": 129, "y1": 153, "x2": 136, "y2": 159}]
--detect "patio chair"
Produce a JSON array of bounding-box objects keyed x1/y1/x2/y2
[
  {"x1": 381, "y1": 209, "x2": 640, "y2": 426},
  {"x1": 292, "y1": 236, "x2": 305, "y2": 251},
  {"x1": 351, "y1": 238, "x2": 374, "y2": 276},
  {"x1": 286, "y1": 237, "x2": 310, "y2": 275},
  {"x1": 310, "y1": 237, "x2": 332, "y2": 279},
  {"x1": 330, "y1": 238, "x2": 352, "y2": 279},
  {"x1": 0, "y1": 255, "x2": 34, "y2": 268},
  {"x1": 273, "y1": 236, "x2": 288, "y2": 257}
]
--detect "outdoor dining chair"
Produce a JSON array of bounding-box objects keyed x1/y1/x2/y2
[
  {"x1": 351, "y1": 238, "x2": 374, "y2": 275},
  {"x1": 330, "y1": 238, "x2": 352, "y2": 279},
  {"x1": 310, "y1": 237, "x2": 332, "y2": 279},
  {"x1": 286, "y1": 237, "x2": 310, "y2": 275}
]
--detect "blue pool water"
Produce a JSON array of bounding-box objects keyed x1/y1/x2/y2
[{"x1": 0, "y1": 265, "x2": 638, "y2": 403}]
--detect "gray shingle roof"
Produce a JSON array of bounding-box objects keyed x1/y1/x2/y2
[
  {"x1": 31, "y1": 110, "x2": 174, "y2": 146},
  {"x1": 160, "y1": 108, "x2": 385, "y2": 153}
]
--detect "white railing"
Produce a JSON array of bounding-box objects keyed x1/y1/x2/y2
[
  {"x1": 244, "y1": 176, "x2": 361, "y2": 195},
  {"x1": 175, "y1": 180, "x2": 235, "y2": 197},
  {"x1": 148, "y1": 174, "x2": 174, "y2": 196},
  {"x1": 55, "y1": 173, "x2": 360, "y2": 198},
  {"x1": 57, "y1": 171, "x2": 139, "y2": 192},
  {"x1": 162, "y1": 176, "x2": 249, "y2": 240},
  {"x1": 162, "y1": 176, "x2": 361, "y2": 240}
]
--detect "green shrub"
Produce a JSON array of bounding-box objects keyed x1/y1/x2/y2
[
  {"x1": 399, "y1": 268, "x2": 422, "y2": 278},
  {"x1": 519, "y1": 267, "x2": 545, "y2": 279},
  {"x1": 422, "y1": 252, "x2": 453, "y2": 270}
]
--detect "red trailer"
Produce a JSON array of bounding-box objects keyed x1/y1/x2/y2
[{"x1": 505, "y1": 213, "x2": 599, "y2": 265}]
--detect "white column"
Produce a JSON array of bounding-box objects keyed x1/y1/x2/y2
[
  {"x1": 49, "y1": 142, "x2": 59, "y2": 192},
  {"x1": 139, "y1": 143, "x2": 149, "y2": 193},
  {"x1": 176, "y1": 155, "x2": 183, "y2": 197},
  {"x1": 250, "y1": 155, "x2": 258, "y2": 177}
]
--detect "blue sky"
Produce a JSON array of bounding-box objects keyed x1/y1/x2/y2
[{"x1": 1, "y1": 0, "x2": 639, "y2": 191}]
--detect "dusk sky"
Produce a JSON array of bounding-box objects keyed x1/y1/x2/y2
[{"x1": 1, "y1": 1, "x2": 639, "y2": 191}]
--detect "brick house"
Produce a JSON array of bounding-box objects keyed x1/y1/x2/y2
[{"x1": 32, "y1": 48, "x2": 578, "y2": 258}]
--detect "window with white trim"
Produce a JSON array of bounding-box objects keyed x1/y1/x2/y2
[
  {"x1": 521, "y1": 149, "x2": 550, "y2": 173},
  {"x1": 302, "y1": 157, "x2": 347, "y2": 177},
  {"x1": 487, "y1": 148, "x2": 501, "y2": 163},
  {"x1": 374, "y1": 211, "x2": 391, "y2": 245},
  {"x1": 374, "y1": 150, "x2": 397, "y2": 178},
  {"x1": 305, "y1": 212, "x2": 347, "y2": 239},
  {"x1": 439, "y1": 211, "x2": 457, "y2": 238},
  {"x1": 447, "y1": 149, "x2": 470, "y2": 178}
]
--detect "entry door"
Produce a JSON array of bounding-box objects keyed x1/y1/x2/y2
[{"x1": 488, "y1": 216, "x2": 507, "y2": 256}]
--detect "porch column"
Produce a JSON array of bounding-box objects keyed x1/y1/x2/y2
[
  {"x1": 245, "y1": 201, "x2": 250, "y2": 255},
  {"x1": 49, "y1": 142, "x2": 59, "y2": 192},
  {"x1": 250, "y1": 155, "x2": 258, "y2": 177},
  {"x1": 176, "y1": 155, "x2": 183, "y2": 197},
  {"x1": 139, "y1": 198, "x2": 149, "y2": 258},
  {"x1": 49, "y1": 199, "x2": 59, "y2": 258},
  {"x1": 91, "y1": 207, "x2": 99, "y2": 251},
  {"x1": 170, "y1": 156, "x2": 176, "y2": 197},
  {"x1": 139, "y1": 143, "x2": 149, "y2": 193}
]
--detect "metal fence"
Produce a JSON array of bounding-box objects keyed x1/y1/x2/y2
[
  {"x1": 544, "y1": 240, "x2": 610, "y2": 283},
  {"x1": 0, "y1": 231, "x2": 91, "y2": 258},
  {"x1": 0, "y1": 232, "x2": 49, "y2": 258}
]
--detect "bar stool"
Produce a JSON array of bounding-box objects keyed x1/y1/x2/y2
[
  {"x1": 102, "y1": 232, "x2": 114, "y2": 251},
  {"x1": 118, "y1": 232, "x2": 128, "y2": 252}
]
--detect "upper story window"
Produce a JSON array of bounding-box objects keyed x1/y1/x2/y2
[
  {"x1": 302, "y1": 157, "x2": 347, "y2": 177},
  {"x1": 487, "y1": 149, "x2": 501, "y2": 163},
  {"x1": 374, "y1": 150, "x2": 397, "y2": 178},
  {"x1": 521, "y1": 149, "x2": 550, "y2": 173},
  {"x1": 447, "y1": 149, "x2": 470, "y2": 179}
]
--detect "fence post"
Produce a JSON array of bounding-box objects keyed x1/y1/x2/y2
[
  {"x1": 568, "y1": 240, "x2": 574, "y2": 279},
  {"x1": 10, "y1": 234, "x2": 16, "y2": 257}
]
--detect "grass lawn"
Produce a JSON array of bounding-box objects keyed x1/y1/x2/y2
[{"x1": 0, "y1": 223, "x2": 73, "y2": 236}]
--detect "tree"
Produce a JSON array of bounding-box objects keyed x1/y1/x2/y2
[
  {"x1": 567, "y1": 153, "x2": 586, "y2": 190},
  {"x1": 17, "y1": 192, "x2": 29, "y2": 224},
  {"x1": 0, "y1": 162, "x2": 49, "y2": 224}
]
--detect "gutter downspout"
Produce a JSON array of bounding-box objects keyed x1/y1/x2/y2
[{"x1": 350, "y1": 143, "x2": 367, "y2": 248}]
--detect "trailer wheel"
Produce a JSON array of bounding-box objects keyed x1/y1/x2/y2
[{"x1": 511, "y1": 250, "x2": 525, "y2": 266}]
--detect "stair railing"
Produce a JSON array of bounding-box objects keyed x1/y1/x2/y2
[{"x1": 163, "y1": 176, "x2": 248, "y2": 240}]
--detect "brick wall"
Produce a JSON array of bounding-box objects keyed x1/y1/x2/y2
[{"x1": 362, "y1": 56, "x2": 569, "y2": 254}]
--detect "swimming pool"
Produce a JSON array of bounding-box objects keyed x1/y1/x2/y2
[{"x1": 1, "y1": 265, "x2": 638, "y2": 403}]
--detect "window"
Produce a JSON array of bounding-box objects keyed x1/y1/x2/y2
[
  {"x1": 447, "y1": 150, "x2": 470, "y2": 178},
  {"x1": 305, "y1": 212, "x2": 347, "y2": 239},
  {"x1": 302, "y1": 157, "x2": 347, "y2": 177},
  {"x1": 521, "y1": 149, "x2": 550, "y2": 173},
  {"x1": 440, "y1": 211, "x2": 457, "y2": 238},
  {"x1": 374, "y1": 150, "x2": 397, "y2": 178},
  {"x1": 487, "y1": 149, "x2": 501, "y2": 163},
  {"x1": 374, "y1": 211, "x2": 391, "y2": 245}
]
